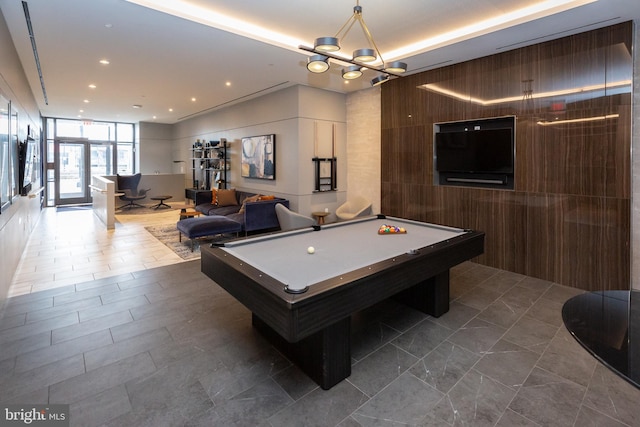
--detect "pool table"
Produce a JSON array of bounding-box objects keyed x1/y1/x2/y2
[{"x1": 201, "y1": 215, "x2": 484, "y2": 389}]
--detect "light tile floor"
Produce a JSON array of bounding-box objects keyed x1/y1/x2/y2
[
  {"x1": 2, "y1": 208, "x2": 640, "y2": 426},
  {"x1": 10, "y1": 206, "x2": 185, "y2": 297}
]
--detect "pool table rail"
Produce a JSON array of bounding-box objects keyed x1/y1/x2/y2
[{"x1": 201, "y1": 228, "x2": 484, "y2": 343}]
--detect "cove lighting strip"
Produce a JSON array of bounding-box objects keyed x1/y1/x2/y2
[
  {"x1": 125, "y1": 0, "x2": 598, "y2": 61},
  {"x1": 385, "y1": 0, "x2": 598, "y2": 60},
  {"x1": 536, "y1": 114, "x2": 619, "y2": 126},
  {"x1": 124, "y1": 0, "x2": 304, "y2": 51},
  {"x1": 420, "y1": 80, "x2": 632, "y2": 106}
]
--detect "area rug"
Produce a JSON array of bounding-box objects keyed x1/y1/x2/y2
[
  {"x1": 145, "y1": 224, "x2": 202, "y2": 260},
  {"x1": 145, "y1": 224, "x2": 235, "y2": 260}
]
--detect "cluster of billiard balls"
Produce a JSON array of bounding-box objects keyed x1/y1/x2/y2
[
  {"x1": 378, "y1": 224, "x2": 407, "y2": 234},
  {"x1": 307, "y1": 223, "x2": 408, "y2": 254}
]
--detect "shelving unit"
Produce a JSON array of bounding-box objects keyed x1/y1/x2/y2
[{"x1": 190, "y1": 139, "x2": 229, "y2": 191}]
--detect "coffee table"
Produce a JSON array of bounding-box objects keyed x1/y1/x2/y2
[
  {"x1": 179, "y1": 210, "x2": 202, "y2": 220},
  {"x1": 174, "y1": 205, "x2": 202, "y2": 220}
]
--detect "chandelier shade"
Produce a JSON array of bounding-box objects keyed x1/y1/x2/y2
[
  {"x1": 299, "y1": 0, "x2": 408, "y2": 86},
  {"x1": 307, "y1": 55, "x2": 330, "y2": 73},
  {"x1": 384, "y1": 61, "x2": 407, "y2": 73},
  {"x1": 371, "y1": 74, "x2": 389, "y2": 86},
  {"x1": 314, "y1": 37, "x2": 340, "y2": 52},
  {"x1": 353, "y1": 48, "x2": 376, "y2": 62},
  {"x1": 342, "y1": 65, "x2": 363, "y2": 80}
]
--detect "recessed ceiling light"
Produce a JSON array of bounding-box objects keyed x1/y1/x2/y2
[
  {"x1": 79, "y1": 109, "x2": 84, "y2": 113},
  {"x1": 88, "y1": 84, "x2": 96, "y2": 89},
  {"x1": 191, "y1": 97, "x2": 196, "y2": 102},
  {"x1": 225, "y1": 82, "x2": 231, "y2": 87},
  {"x1": 105, "y1": 23, "x2": 113, "y2": 28},
  {"x1": 132, "y1": 104, "x2": 142, "y2": 109},
  {"x1": 99, "y1": 59, "x2": 110, "y2": 65},
  {"x1": 83, "y1": 99, "x2": 90, "y2": 103},
  {"x1": 168, "y1": 108, "x2": 173, "y2": 112}
]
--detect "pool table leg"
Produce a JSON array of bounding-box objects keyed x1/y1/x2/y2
[
  {"x1": 252, "y1": 314, "x2": 351, "y2": 390},
  {"x1": 395, "y1": 270, "x2": 450, "y2": 317}
]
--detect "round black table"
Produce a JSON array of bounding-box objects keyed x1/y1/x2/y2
[{"x1": 563, "y1": 290, "x2": 639, "y2": 389}]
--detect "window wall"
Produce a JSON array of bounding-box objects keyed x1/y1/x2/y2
[{"x1": 44, "y1": 118, "x2": 136, "y2": 207}]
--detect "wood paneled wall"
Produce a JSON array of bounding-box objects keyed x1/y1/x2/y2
[{"x1": 381, "y1": 22, "x2": 632, "y2": 291}]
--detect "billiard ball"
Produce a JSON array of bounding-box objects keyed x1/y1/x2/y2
[{"x1": 307, "y1": 246, "x2": 315, "y2": 254}]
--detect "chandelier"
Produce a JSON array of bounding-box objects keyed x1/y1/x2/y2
[{"x1": 298, "y1": 1, "x2": 408, "y2": 86}]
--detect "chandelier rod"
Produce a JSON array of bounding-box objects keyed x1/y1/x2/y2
[
  {"x1": 333, "y1": 11, "x2": 358, "y2": 40},
  {"x1": 356, "y1": 11, "x2": 384, "y2": 63},
  {"x1": 298, "y1": 45, "x2": 404, "y2": 78}
]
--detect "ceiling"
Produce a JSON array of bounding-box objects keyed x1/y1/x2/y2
[{"x1": 0, "y1": 0, "x2": 638, "y2": 124}]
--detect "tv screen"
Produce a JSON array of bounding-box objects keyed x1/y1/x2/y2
[
  {"x1": 23, "y1": 140, "x2": 35, "y2": 187},
  {"x1": 18, "y1": 138, "x2": 36, "y2": 195},
  {"x1": 435, "y1": 128, "x2": 514, "y2": 174}
]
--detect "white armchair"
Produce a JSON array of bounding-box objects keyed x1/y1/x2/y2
[
  {"x1": 275, "y1": 203, "x2": 316, "y2": 231},
  {"x1": 335, "y1": 196, "x2": 372, "y2": 221}
]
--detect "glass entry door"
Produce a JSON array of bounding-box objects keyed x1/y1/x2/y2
[
  {"x1": 54, "y1": 138, "x2": 114, "y2": 206},
  {"x1": 55, "y1": 139, "x2": 89, "y2": 205}
]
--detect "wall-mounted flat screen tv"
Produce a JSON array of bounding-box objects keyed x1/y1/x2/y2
[
  {"x1": 18, "y1": 137, "x2": 36, "y2": 196},
  {"x1": 435, "y1": 128, "x2": 514, "y2": 174}
]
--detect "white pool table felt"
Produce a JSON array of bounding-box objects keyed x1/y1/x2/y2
[{"x1": 220, "y1": 217, "x2": 466, "y2": 291}]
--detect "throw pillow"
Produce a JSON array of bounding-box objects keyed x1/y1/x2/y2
[
  {"x1": 210, "y1": 188, "x2": 218, "y2": 205},
  {"x1": 258, "y1": 195, "x2": 276, "y2": 201},
  {"x1": 217, "y1": 188, "x2": 238, "y2": 206},
  {"x1": 239, "y1": 194, "x2": 262, "y2": 213}
]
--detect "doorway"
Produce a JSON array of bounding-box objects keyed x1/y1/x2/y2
[{"x1": 54, "y1": 138, "x2": 114, "y2": 206}]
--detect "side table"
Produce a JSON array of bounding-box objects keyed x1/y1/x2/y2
[{"x1": 312, "y1": 211, "x2": 330, "y2": 225}]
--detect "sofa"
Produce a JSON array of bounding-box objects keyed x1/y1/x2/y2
[
  {"x1": 193, "y1": 188, "x2": 289, "y2": 233},
  {"x1": 177, "y1": 188, "x2": 289, "y2": 250}
]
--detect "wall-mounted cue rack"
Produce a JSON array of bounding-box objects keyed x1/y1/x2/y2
[
  {"x1": 312, "y1": 121, "x2": 337, "y2": 192},
  {"x1": 312, "y1": 157, "x2": 337, "y2": 192}
]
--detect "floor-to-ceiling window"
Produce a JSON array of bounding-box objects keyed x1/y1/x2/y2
[{"x1": 44, "y1": 118, "x2": 135, "y2": 206}]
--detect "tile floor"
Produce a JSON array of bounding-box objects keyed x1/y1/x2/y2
[
  {"x1": 2, "y1": 208, "x2": 640, "y2": 426},
  {"x1": 9, "y1": 206, "x2": 186, "y2": 297}
]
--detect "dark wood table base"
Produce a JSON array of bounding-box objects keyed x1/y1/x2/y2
[
  {"x1": 252, "y1": 314, "x2": 351, "y2": 390},
  {"x1": 251, "y1": 270, "x2": 450, "y2": 390}
]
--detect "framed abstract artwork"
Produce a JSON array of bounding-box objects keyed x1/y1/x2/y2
[{"x1": 241, "y1": 134, "x2": 275, "y2": 180}]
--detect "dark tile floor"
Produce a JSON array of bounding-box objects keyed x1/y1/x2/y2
[{"x1": 1, "y1": 260, "x2": 639, "y2": 426}]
